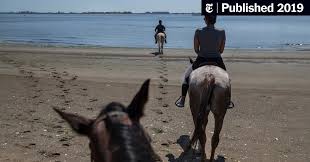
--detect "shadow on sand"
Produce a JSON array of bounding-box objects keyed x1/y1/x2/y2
[
  {"x1": 150, "y1": 52, "x2": 163, "y2": 56},
  {"x1": 166, "y1": 135, "x2": 226, "y2": 162}
]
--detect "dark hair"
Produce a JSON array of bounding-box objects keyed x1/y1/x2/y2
[
  {"x1": 159, "y1": 20, "x2": 162, "y2": 24},
  {"x1": 204, "y1": 15, "x2": 217, "y2": 24}
]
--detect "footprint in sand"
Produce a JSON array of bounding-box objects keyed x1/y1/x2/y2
[
  {"x1": 161, "y1": 143, "x2": 170, "y2": 147},
  {"x1": 55, "y1": 94, "x2": 66, "y2": 98},
  {"x1": 71, "y1": 76, "x2": 78, "y2": 80},
  {"x1": 52, "y1": 125, "x2": 63, "y2": 129},
  {"x1": 62, "y1": 143, "x2": 70, "y2": 147},
  {"x1": 56, "y1": 84, "x2": 64, "y2": 88},
  {"x1": 89, "y1": 98, "x2": 98, "y2": 102},
  {"x1": 29, "y1": 110, "x2": 36, "y2": 113},
  {"x1": 162, "y1": 120, "x2": 169, "y2": 123},
  {"x1": 163, "y1": 104, "x2": 169, "y2": 108},
  {"x1": 33, "y1": 118, "x2": 40, "y2": 121},
  {"x1": 62, "y1": 71, "x2": 69, "y2": 76},
  {"x1": 19, "y1": 69, "x2": 25, "y2": 74},
  {"x1": 151, "y1": 109, "x2": 163, "y2": 115},
  {"x1": 30, "y1": 84, "x2": 37, "y2": 88},
  {"x1": 63, "y1": 89, "x2": 70, "y2": 93},
  {"x1": 161, "y1": 78, "x2": 168, "y2": 82},
  {"x1": 64, "y1": 100, "x2": 72, "y2": 104},
  {"x1": 151, "y1": 127, "x2": 164, "y2": 134},
  {"x1": 81, "y1": 93, "x2": 88, "y2": 97},
  {"x1": 156, "y1": 97, "x2": 163, "y2": 101},
  {"x1": 161, "y1": 91, "x2": 168, "y2": 95}
]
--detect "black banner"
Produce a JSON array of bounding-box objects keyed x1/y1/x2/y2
[{"x1": 201, "y1": 0, "x2": 310, "y2": 15}]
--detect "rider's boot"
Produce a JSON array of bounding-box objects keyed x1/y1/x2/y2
[{"x1": 175, "y1": 84, "x2": 189, "y2": 108}]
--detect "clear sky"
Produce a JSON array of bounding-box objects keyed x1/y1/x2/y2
[{"x1": 0, "y1": 0, "x2": 201, "y2": 13}]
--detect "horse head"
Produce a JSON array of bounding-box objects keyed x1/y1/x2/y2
[{"x1": 54, "y1": 79, "x2": 161, "y2": 162}]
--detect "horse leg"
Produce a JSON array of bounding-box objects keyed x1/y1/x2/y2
[
  {"x1": 198, "y1": 111, "x2": 209, "y2": 162},
  {"x1": 158, "y1": 40, "x2": 160, "y2": 54},
  {"x1": 161, "y1": 42, "x2": 164, "y2": 54},
  {"x1": 210, "y1": 112, "x2": 226, "y2": 162},
  {"x1": 185, "y1": 89, "x2": 200, "y2": 153}
]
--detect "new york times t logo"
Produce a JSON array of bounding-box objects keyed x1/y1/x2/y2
[{"x1": 205, "y1": 3, "x2": 214, "y2": 13}]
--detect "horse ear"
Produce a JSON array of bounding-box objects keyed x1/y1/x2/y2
[
  {"x1": 189, "y1": 57, "x2": 194, "y2": 64},
  {"x1": 53, "y1": 108, "x2": 93, "y2": 136},
  {"x1": 127, "y1": 79, "x2": 150, "y2": 122}
]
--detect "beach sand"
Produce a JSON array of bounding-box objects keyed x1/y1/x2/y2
[{"x1": 0, "y1": 44, "x2": 309, "y2": 162}]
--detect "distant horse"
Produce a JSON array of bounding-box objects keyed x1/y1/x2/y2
[
  {"x1": 156, "y1": 33, "x2": 165, "y2": 54},
  {"x1": 54, "y1": 80, "x2": 161, "y2": 162},
  {"x1": 185, "y1": 65, "x2": 231, "y2": 162}
]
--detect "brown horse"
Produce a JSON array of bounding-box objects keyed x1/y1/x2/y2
[
  {"x1": 156, "y1": 33, "x2": 165, "y2": 54},
  {"x1": 54, "y1": 79, "x2": 161, "y2": 162},
  {"x1": 185, "y1": 65, "x2": 231, "y2": 162}
]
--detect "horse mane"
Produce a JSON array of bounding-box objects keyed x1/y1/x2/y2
[
  {"x1": 108, "y1": 123, "x2": 158, "y2": 162},
  {"x1": 97, "y1": 102, "x2": 159, "y2": 162}
]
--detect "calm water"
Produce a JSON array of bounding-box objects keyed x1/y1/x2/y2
[{"x1": 0, "y1": 14, "x2": 310, "y2": 49}]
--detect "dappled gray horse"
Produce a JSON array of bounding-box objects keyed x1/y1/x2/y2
[{"x1": 186, "y1": 65, "x2": 231, "y2": 162}]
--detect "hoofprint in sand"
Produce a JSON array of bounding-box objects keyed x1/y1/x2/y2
[{"x1": 0, "y1": 44, "x2": 309, "y2": 162}]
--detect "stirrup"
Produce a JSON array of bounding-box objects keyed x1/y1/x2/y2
[
  {"x1": 175, "y1": 96, "x2": 184, "y2": 108},
  {"x1": 227, "y1": 101, "x2": 234, "y2": 109}
]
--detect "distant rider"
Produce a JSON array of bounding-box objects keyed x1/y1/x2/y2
[{"x1": 154, "y1": 20, "x2": 167, "y2": 44}]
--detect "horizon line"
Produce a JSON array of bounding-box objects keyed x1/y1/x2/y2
[{"x1": 0, "y1": 11, "x2": 201, "y2": 14}]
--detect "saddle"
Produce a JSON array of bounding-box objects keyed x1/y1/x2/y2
[
  {"x1": 193, "y1": 61, "x2": 220, "y2": 70},
  {"x1": 198, "y1": 62, "x2": 219, "y2": 68}
]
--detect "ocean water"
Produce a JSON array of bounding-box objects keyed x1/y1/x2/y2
[{"x1": 0, "y1": 14, "x2": 310, "y2": 49}]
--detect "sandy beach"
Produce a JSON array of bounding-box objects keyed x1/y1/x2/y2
[{"x1": 0, "y1": 44, "x2": 309, "y2": 162}]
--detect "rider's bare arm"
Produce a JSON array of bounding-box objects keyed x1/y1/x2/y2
[
  {"x1": 194, "y1": 29, "x2": 200, "y2": 54},
  {"x1": 219, "y1": 30, "x2": 226, "y2": 54}
]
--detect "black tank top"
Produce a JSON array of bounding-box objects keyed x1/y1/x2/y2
[{"x1": 156, "y1": 25, "x2": 165, "y2": 33}]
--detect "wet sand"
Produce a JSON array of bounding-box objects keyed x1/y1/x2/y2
[{"x1": 0, "y1": 44, "x2": 309, "y2": 162}]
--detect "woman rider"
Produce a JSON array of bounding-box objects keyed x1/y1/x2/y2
[{"x1": 175, "y1": 14, "x2": 227, "y2": 108}]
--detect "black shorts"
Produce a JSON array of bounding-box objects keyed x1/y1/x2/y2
[{"x1": 192, "y1": 56, "x2": 226, "y2": 71}]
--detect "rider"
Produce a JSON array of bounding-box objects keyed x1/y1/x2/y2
[
  {"x1": 154, "y1": 20, "x2": 167, "y2": 44},
  {"x1": 175, "y1": 14, "x2": 227, "y2": 108}
]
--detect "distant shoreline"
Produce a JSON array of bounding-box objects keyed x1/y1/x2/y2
[
  {"x1": 1, "y1": 42, "x2": 309, "y2": 52},
  {"x1": 0, "y1": 11, "x2": 201, "y2": 15}
]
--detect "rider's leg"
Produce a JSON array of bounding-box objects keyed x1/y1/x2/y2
[
  {"x1": 217, "y1": 57, "x2": 227, "y2": 71},
  {"x1": 164, "y1": 32, "x2": 167, "y2": 43},
  {"x1": 176, "y1": 66, "x2": 192, "y2": 108},
  {"x1": 154, "y1": 33, "x2": 157, "y2": 44}
]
